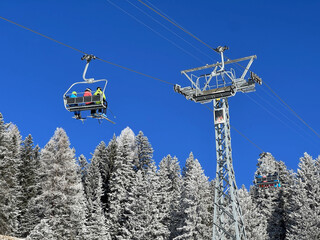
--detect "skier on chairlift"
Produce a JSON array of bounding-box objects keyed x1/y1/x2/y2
[
  {"x1": 70, "y1": 91, "x2": 81, "y2": 119},
  {"x1": 63, "y1": 54, "x2": 115, "y2": 124},
  {"x1": 84, "y1": 88, "x2": 95, "y2": 116},
  {"x1": 84, "y1": 88, "x2": 92, "y2": 102},
  {"x1": 94, "y1": 87, "x2": 107, "y2": 115}
]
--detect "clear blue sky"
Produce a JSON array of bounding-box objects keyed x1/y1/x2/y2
[{"x1": 1, "y1": 0, "x2": 320, "y2": 188}]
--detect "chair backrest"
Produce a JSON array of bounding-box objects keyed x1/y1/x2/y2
[{"x1": 66, "y1": 95, "x2": 101, "y2": 104}]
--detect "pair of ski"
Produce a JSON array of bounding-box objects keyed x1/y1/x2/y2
[{"x1": 73, "y1": 113, "x2": 115, "y2": 124}]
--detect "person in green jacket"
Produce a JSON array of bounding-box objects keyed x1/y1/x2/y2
[{"x1": 94, "y1": 87, "x2": 107, "y2": 115}]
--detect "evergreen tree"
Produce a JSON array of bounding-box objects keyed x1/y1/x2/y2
[
  {"x1": 286, "y1": 153, "x2": 320, "y2": 240},
  {"x1": 93, "y1": 139, "x2": 116, "y2": 213},
  {"x1": 130, "y1": 170, "x2": 149, "y2": 239},
  {"x1": 93, "y1": 136, "x2": 118, "y2": 236},
  {"x1": 28, "y1": 219, "x2": 55, "y2": 240},
  {"x1": 158, "y1": 155, "x2": 182, "y2": 239},
  {"x1": 0, "y1": 120, "x2": 21, "y2": 236},
  {"x1": 129, "y1": 131, "x2": 165, "y2": 239},
  {"x1": 17, "y1": 134, "x2": 40, "y2": 237},
  {"x1": 7, "y1": 110, "x2": 320, "y2": 239},
  {"x1": 276, "y1": 160, "x2": 295, "y2": 240},
  {"x1": 251, "y1": 152, "x2": 292, "y2": 240},
  {"x1": 208, "y1": 179, "x2": 215, "y2": 239},
  {"x1": 134, "y1": 131, "x2": 153, "y2": 175},
  {"x1": 27, "y1": 128, "x2": 87, "y2": 239},
  {"x1": 77, "y1": 154, "x2": 88, "y2": 187},
  {"x1": 238, "y1": 185, "x2": 268, "y2": 240},
  {"x1": 145, "y1": 161, "x2": 168, "y2": 239},
  {"x1": 130, "y1": 159, "x2": 167, "y2": 240},
  {"x1": 174, "y1": 153, "x2": 211, "y2": 240},
  {"x1": 25, "y1": 144, "x2": 42, "y2": 236},
  {"x1": 84, "y1": 156, "x2": 110, "y2": 240},
  {"x1": 107, "y1": 127, "x2": 136, "y2": 239}
]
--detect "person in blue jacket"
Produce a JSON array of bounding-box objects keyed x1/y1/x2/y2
[{"x1": 70, "y1": 91, "x2": 81, "y2": 119}]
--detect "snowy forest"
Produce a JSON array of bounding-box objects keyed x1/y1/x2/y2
[{"x1": 0, "y1": 112, "x2": 319, "y2": 240}]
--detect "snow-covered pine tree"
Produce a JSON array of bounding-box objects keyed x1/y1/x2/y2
[
  {"x1": 17, "y1": 134, "x2": 41, "y2": 237},
  {"x1": 77, "y1": 154, "x2": 88, "y2": 188},
  {"x1": 174, "y1": 153, "x2": 211, "y2": 240},
  {"x1": 129, "y1": 162, "x2": 166, "y2": 240},
  {"x1": 238, "y1": 185, "x2": 268, "y2": 240},
  {"x1": 286, "y1": 153, "x2": 320, "y2": 240},
  {"x1": 158, "y1": 154, "x2": 182, "y2": 239},
  {"x1": 275, "y1": 159, "x2": 295, "y2": 240},
  {"x1": 33, "y1": 144, "x2": 40, "y2": 162},
  {"x1": 134, "y1": 131, "x2": 153, "y2": 175},
  {"x1": 27, "y1": 128, "x2": 87, "y2": 240},
  {"x1": 251, "y1": 152, "x2": 291, "y2": 240},
  {"x1": 129, "y1": 131, "x2": 166, "y2": 239},
  {"x1": 277, "y1": 160, "x2": 294, "y2": 187},
  {"x1": 28, "y1": 219, "x2": 55, "y2": 240},
  {"x1": 92, "y1": 139, "x2": 116, "y2": 213},
  {"x1": 129, "y1": 170, "x2": 149, "y2": 239},
  {"x1": 0, "y1": 114, "x2": 10, "y2": 234},
  {"x1": 24, "y1": 144, "x2": 42, "y2": 236},
  {"x1": 84, "y1": 154, "x2": 111, "y2": 240},
  {"x1": 107, "y1": 127, "x2": 136, "y2": 239},
  {"x1": 208, "y1": 179, "x2": 215, "y2": 237},
  {"x1": 143, "y1": 161, "x2": 169, "y2": 239},
  {"x1": 0, "y1": 121, "x2": 21, "y2": 236}
]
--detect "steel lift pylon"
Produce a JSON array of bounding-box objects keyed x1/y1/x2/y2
[{"x1": 174, "y1": 46, "x2": 262, "y2": 240}]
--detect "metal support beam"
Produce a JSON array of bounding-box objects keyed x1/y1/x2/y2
[
  {"x1": 175, "y1": 49, "x2": 261, "y2": 240},
  {"x1": 181, "y1": 55, "x2": 256, "y2": 74},
  {"x1": 212, "y1": 98, "x2": 246, "y2": 240}
]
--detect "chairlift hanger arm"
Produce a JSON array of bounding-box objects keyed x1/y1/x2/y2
[{"x1": 82, "y1": 54, "x2": 97, "y2": 83}]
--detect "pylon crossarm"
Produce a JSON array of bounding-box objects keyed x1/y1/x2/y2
[
  {"x1": 181, "y1": 55, "x2": 256, "y2": 74},
  {"x1": 176, "y1": 55, "x2": 257, "y2": 104}
]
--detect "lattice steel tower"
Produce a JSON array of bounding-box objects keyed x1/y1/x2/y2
[{"x1": 174, "y1": 47, "x2": 262, "y2": 240}]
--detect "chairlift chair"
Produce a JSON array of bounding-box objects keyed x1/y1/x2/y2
[
  {"x1": 254, "y1": 173, "x2": 281, "y2": 188},
  {"x1": 63, "y1": 80, "x2": 108, "y2": 113},
  {"x1": 253, "y1": 153, "x2": 281, "y2": 188},
  {"x1": 63, "y1": 55, "x2": 114, "y2": 123}
]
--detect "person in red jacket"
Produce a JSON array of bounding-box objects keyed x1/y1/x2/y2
[
  {"x1": 84, "y1": 88, "x2": 96, "y2": 116},
  {"x1": 83, "y1": 88, "x2": 92, "y2": 104}
]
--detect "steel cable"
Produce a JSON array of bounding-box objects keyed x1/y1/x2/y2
[
  {"x1": 135, "y1": 0, "x2": 320, "y2": 140},
  {"x1": 106, "y1": 0, "x2": 205, "y2": 64},
  {"x1": 127, "y1": 0, "x2": 215, "y2": 62},
  {"x1": 0, "y1": 16, "x2": 87, "y2": 55},
  {"x1": 0, "y1": 14, "x2": 267, "y2": 153},
  {"x1": 0, "y1": 15, "x2": 175, "y2": 86},
  {"x1": 136, "y1": 0, "x2": 217, "y2": 52},
  {"x1": 263, "y1": 81, "x2": 320, "y2": 138}
]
